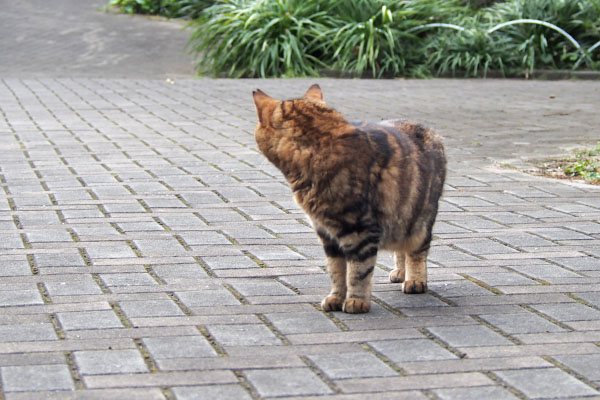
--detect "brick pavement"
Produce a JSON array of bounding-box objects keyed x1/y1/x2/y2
[{"x1": 1, "y1": 1, "x2": 600, "y2": 400}]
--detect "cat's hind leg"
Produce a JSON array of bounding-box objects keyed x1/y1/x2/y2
[
  {"x1": 317, "y1": 230, "x2": 347, "y2": 312},
  {"x1": 339, "y1": 234, "x2": 379, "y2": 313},
  {"x1": 403, "y1": 250, "x2": 427, "y2": 293},
  {"x1": 389, "y1": 251, "x2": 406, "y2": 283}
]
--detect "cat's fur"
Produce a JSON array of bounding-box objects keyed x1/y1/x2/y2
[{"x1": 253, "y1": 84, "x2": 446, "y2": 313}]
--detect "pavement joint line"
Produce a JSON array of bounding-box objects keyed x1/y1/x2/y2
[
  {"x1": 314, "y1": 304, "x2": 351, "y2": 332},
  {"x1": 565, "y1": 293, "x2": 600, "y2": 313},
  {"x1": 458, "y1": 273, "x2": 503, "y2": 296},
  {"x1": 110, "y1": 301, "x2": 133, "y2": 329},
  {"x1": 50, "y1": 313, "x2": 66, "y2": 340},
  {"x1": 167, "y1": 292, "x2": 194, "y2": 317},
  {"x1": 193, "y1": 256, "x2": 217, "y2": 278},
  {"x1": 257, "y1": 313, "x2": 291, "y2": 346},
  {"x1": 470, "y1": 315, "x2": 523, "y2": 345},
  {"x1": 361, "y1": 342, "x2": 408, "y2": 376},
  {"x1": 232, "y1": 370, "x2": 261, "y2": 400},
  {"x1": 219, "y1": 230, "x2": 240, "y2": 246},
  {"x1": 196, "y1": 325, "x2": 228, "y2": 357},
  {"x1": 484, "y1": 371, "x2": 529, "y2": 400},
  {"x1": 424, "y1": 287, "x2": 457, "y2": 307},
  {"x1": 126, "y1": 240, "x2": 144, "y2": 258},
  {"x1": 543, "y1": 355, "x2": 600, "y2": 392},
  {"x1": 144, "y1": 265, "x2": 167, "y2": 285},
  {"x1": 419, "y1": 327, "x2": 467, "y2": 360},
  {"x1": 92, "y1": 274, "x2": 112, "y2": 295},
  {"x1": 134, "y1": 338, "x2": 159, "y2": 373},
  {"x1": 502, "y1": 266, "x2": 552, "y2": 286},
  {"x1": 519, "y1": 304, "x2": 574, "y2": 332},
  {"x1": 27, "y1": 254, "x2": 39, "y2": 275},
  {"x1": 161, "y1": 388, "x2": 175, "y2": 400},
  {"x1": 65, "y1": 351, "x2": 85, "y2": 390},
  {"x1": 222, "y1": 283, "x2": 249, "y2": 305},
  {"x1": 37, "y1": 282, "x2": 52, "y2": 305},
  {"x1": 370, "y1": 296, "x2": 407, "y2": 318},
  {"x1": 241, "y1": 251, "x2": 267, "y2": 269},
  {"x1": 173, "y1": 235, "x2": 192, "y2": 252},
  {"x1": 137, "y1": 199, "x2": 154, "y2": 213},
  {"x1": 300, "y1": 354, "x2": 342, "y2": 394},
  {"x1": 78, "y1": 248, "x2": 93, "y2": 267}
]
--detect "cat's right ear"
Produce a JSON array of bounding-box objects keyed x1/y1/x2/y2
[
  {"x1": 303, "y1": 84, "x2": 324, "y2": 102},
  {"x1": 253, "y1": 89, "x2": 277, "y2": 126}
]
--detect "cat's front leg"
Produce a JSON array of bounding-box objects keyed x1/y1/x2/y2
[
  {"x1": 344, "y1": 254, "x2": 377, "y2": 313},
  {"x1": 389, "y1": 251, "x2": 406, "y2": 283},
  {"x1": 317, "y1": 230, "x2": 347, "y2": 311}
]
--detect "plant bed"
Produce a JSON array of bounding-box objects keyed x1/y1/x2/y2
[{"x1": 531, "y1": 142, "x2": 600, "y2": 185}]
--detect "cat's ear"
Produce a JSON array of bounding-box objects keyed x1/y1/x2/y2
[
  {"x1": 303, "y1": 84, "x2": 324, "y2": 102},
  {"x1": 253, "y1": 89, "x2": 277, "y2": 125}
]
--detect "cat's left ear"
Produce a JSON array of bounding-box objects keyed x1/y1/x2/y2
[
  {"x1": 303, "y1": 84, "x2": 324, "y2": 102},
  {"x1": 253, "y1": 89, "x2": 277, "y2": 125}
]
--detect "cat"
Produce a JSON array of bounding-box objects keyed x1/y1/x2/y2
[{"x1": 253, "y1": 84, "x2": 446, "y2": 313}]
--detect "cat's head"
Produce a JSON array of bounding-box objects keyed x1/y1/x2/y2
[
  {"x1": 252, "y1": 84, "x2": 326, "y2": 129},
  {"x1": 252, "y1": 84, "x2": 347, "y2": 172}
]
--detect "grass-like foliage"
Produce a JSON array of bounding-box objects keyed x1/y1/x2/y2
[
  {"x1": 187, "y1": 0, "x2": 337, "y2": 77},
  {"x1": 109, "y1": 0, "x2": 600, "y2": 78}
]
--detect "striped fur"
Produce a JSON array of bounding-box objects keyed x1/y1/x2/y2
[{"x1": 253, "y1": 85, "x2": 446, "y2": 313}]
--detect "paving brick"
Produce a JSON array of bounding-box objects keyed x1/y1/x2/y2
[
  {"x1": 245, "y1": 368, "x2": 333, "y2": 397},
  {"x1": 308, "y1": 351, "x2": 397, "y2": 379},
  {"x1": 1, "y1": 364, "x2": 74, "y2": 392},
  {"x1": 370, "y1": 338, "x2": 458, "y2": 363},
  {"x1": 56, "y1": 310, "x2": 124, "y2": 331},
  {"x1": 494, "y1": 368, "x2": 598, "y2": 398},
  {"x1": 0, "y1": 324, "x2": 57, "y2": 342},
  {"x1": 172, "y1": 385, "x2": 252, "y2": 400},
  {"x1": 0, "y1": 289, "x2": 44, "y2": 307},
  {"x1": 434, "y1": 386, "x2": 519, "y2": 400},
  {"x1": 552, "y1": 354, "x2": 600, "y2": 381},
  {"x1": 531, "y1": 303, "x2": 600, "y2": 322},
  {"x1": 118, "y1": 300, "x2": 186, "y2": 318},
  {"x1": 207, "y1": 324, "x2": 282, "y2": 347},
  {"x1": 265, "y1": 312, "x2": 341, "y2": 335},
  {"x1": 427, "y1": 325, "x2": 514, "y2": 347},
  {"x1": 478, "y1": 312, "x2": 566, "y2": 334},
  {"x1": 142, "y1": 335, "x2": 217, "y2": 359},
  {"x1": 73, "y1": 349, "x2": 148, "y2": 375},
  {"x1": 175, "y1": 289, "x2": 242, "y2": 307}
]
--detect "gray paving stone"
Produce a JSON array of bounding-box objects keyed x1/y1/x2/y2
[
  {"x1": 44, "y1": 277, "x2": 103, "y2": 296},
  {"x1": 434, "y1": 386, "x2": 519, "y2": 400},
  {"x1": 201, "y1": 255, "x2": 259, "y2": 270},
  {"x1": 0, "y1": 324, "x2": 57, "y2": 342},
  {"x1": 207, "y1": 324, "x2": 282, "y2": 347},
  {"x1": 552, "y1": 354, "x2": 600, "y2": 381},
  {"x1": 265, "y1": 312, "x2": 341, "y2": 335},
  {"x1": 230, "y1": 280, "x2": 296, "y2": 297},
  {"x1": 1, "y1": 364, "x2": 74, "y2": 392},
  {"x1": 143, "y1": 335, "x2": 217, "y2": 359},
  {"x1": 0, "y1": 259, "x2": 31, "y2": 276},
  {"x1": 467, "y1": 272, "x2": 539, "y2": 287},
  {"x1": 118, "y1": 300, "x2": 186, "y2": 318},
  {"x1": 369, "y1": 338, "x2": 458, "y2": 363},
  {"x1": 56, "y1": 310, "x2": 124, "y2": 330},
  {"x1": 172, "y1": 385, "x2": 252, "y2": 400},
  {"x1": 531, "y1": 303, "x2": 600, "y2": 322},
  {"x1": 151, "y1": 264, "x2": 209, "y2": 281},
  {"x1": 0, "y1": 289, "x2": 44, "y2": 307},
  {"x1": 507, "y1": 263, "x2": 582, "y2": 279},
  {"x1": 100, "y1": 273, "x2": 158, "y2": 287},
  {"x1": 427, "y1": 325, "x2": 514, "y2": 347},
  {"x1": 245, "y1": 368, "x2": 333, "y2": 397},
  {"x1": 308, "y1": 351, "x2": 397, "y2": 379},
  {"x1": 478, "y1": 312, "x2": 566, "y2": 334},
  {"x1": 176, "y1": 289, "x2": 242, "y2": 307},
  {"x1": 74, "y1": 349, "x2": 148, "y2": 375},
  {"x1": 494, "y1": 368, "x2": 597, "y2": 399}
]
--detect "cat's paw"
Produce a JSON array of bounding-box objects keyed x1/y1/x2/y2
[
  {"x1": 402, "y1": 280, "x2": 427, "y2": 294},
  {"x1": 389, "y1": 269, "x2": 405, "y2": 283},
  {"x1": 342, "y1": 298, "x2": 371, "y2": 314},
  {"x1": 321, "y1": 295, "x2": 344, "y2": 312}
]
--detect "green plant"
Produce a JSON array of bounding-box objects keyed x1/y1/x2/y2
[
  {"x1": 187, "y1": 0, "x2": 339, "y2": 78},
  {"x1": 563, "y1": 142, "x2": 600, "y2": 184}
]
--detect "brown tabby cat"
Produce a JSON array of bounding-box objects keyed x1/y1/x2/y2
[{"x1": 253, "y1": 84, "x2": 446, "y2": 313}]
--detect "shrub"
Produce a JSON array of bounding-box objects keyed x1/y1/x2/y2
[{"x1": 187, "y1": 0, "x2": 339, "y2": 77}]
